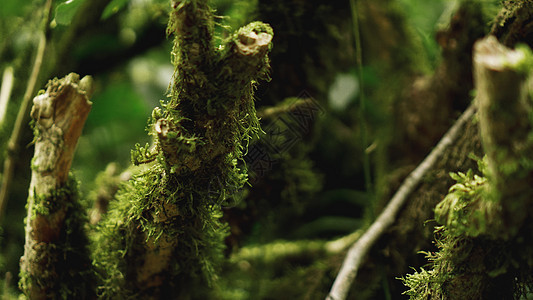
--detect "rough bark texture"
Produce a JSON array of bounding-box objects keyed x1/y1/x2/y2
[
  {"x1": 491, "y1": 0, "x2": 533, "y2": 49},
  {"x1": 476, "y1": 37, "x2": 533, "y2": 238},
  {"x1": 19, "y1": 73, "x2": 94, "y2": 299},
  {"x1": 396, "y1": 1, "x2": 532, "y2": 299},
  {"x1": 226, "y1": 1, "x2": 487, "y2": 298},
  {"x1": 402, "y1": 34, "x2": 533, "y2": 300},
  {"x1": 322, "y1": 1, "x2": 533, "y2": 298},
  {"x1": 92, "y1": 1, "x2": 273, "y2": 298},
  {"x1": 341, "y1": 2, "x2": 487, "y2": 298}
]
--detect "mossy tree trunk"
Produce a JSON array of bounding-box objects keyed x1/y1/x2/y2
[
  {"x1": 226, "y1": 1, "x2": 488, "y2": 298},
  {"x1": 400, "y1": 3, "x2": 533, "y2": 299},
  {"x1": 403, "y1": 34, "x2": 533, "y2": 300},
  {"x1": 92, "y1": 0, "x2": 273, "y2": 298},
  {"x1": 19, "y1": 73, "x2": 95, "y2": 299},
  {"x1": 362, "y1": 2, "x2": 533, "y2": 298},
  {"x1": 324, "y1": 1, "x2": 487, "y2": 298}
]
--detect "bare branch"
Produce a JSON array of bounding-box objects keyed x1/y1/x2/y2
[
  {"x1": 0, "y1": 66, "x2": 14, "y2": 124},
  {"x1": 326, "y1": 103, "x2": 477, "y2": 300}
]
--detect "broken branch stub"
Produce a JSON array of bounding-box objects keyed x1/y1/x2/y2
[
  {"x1": 474, "y1": 36, "x2": 533, "y2": 238},
  {"x1": 20, "y1": 73, "x2": 94, "y2": 299},
  {"x1": 30, "y1": 73, "x2": 93, "y2": 185}
]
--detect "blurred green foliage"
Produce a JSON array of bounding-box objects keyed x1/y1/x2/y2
[
  {"x1": 101, "y1": 0, "x2": 129, "y2": 20},
  {"x1": 0, "y1": 0, "x2": 33, "y2": 19},
  {"x1": 0, "y1": 0, "x2": 500, "y2": 298},
  {"x1": 74, "y1": 75, "x2": 152, "y2": 188},
  {"x1": 54, "y1": 0, "x2": 86, "y2": 25}
]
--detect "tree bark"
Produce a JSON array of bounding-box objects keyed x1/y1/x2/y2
[
  {"x1": 476, "y1": 36, "x2": 533, "y2": 238},
  {"x1": 19, "y1": 73, "x2": 94, "y2": 299},
  {"x1": 403, "y1": 34, "x2": 533, "y2": 300},
  {"x1": 327, "y1": 104, "x2": 476, "y2": 300},
  {"x1": 92, "y1": 1, "x2": 273, "y2": 298}
]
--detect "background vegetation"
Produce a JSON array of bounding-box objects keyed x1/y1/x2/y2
[{"x1": 2, "y1": 0, "x2": 531, "y2": 299}]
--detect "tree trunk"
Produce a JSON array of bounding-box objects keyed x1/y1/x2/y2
[
  {"x1": 19, "y1": 73, "x2": 95, "y2": 299},
  {"x1": 91, "y1": 1, "x2": 273, "y2": 298},
  {"x1": 403, "y1": 34, "x2": 533, "y2": 300}
]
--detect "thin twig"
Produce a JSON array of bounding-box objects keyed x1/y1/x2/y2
[
  {"x1": 326, "y1": 103, "x2": 477, "y2": 300},
  {"x1": 0, "y1": 0, "x2": 53, "y2": 220},
  {"x1": 0, "y1": 66, "x2": 14, "y2": 124}
]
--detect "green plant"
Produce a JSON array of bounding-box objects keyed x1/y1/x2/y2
[{"x1": 91, "y1": 0, "x2": 273, "y2": 298}]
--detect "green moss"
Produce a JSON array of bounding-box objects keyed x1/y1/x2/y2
[
  {"x1": 92, "y1": 163, "x2": 231, "y2": 298},
  {"x1": 30, "y1": 180, "x2": 76, "y2": 217},
  {"x1": 401, "y1": 267, "x2": 444, "y2": 300},
  {"x1": 405, "y1": 57, "x2": 533, "y2": 298},
  {"x1": 20, "y1": 176, "x2": 95, "y2": 299},
  {"x1": 433, "y1": 160, "x2": 501, "y2": 238},
  {"x1": 503, "y1": 44, "x2": 533, "y2": 74},
  {"x1": 402, "y1": 222, "x2": 529, "y2": 299},
  {"x1": 92, "y1": 0, "x2": 273, "y2": 298},
  {"x1": 404, "y1": 141, "x2": 533, "y2": 298}
]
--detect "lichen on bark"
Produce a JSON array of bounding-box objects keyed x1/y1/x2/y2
[
  {"x1": 19, "y1": 73, "x2": 95, "y2": 299},
  {"x1": 91, "y1": 0, "x2": 273, "y2": 298}
]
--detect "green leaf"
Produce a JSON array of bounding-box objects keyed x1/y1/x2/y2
[
  {"x1": 0, "y1": 0, "x2": 29, "y2": 18},
  {"x1": 449, "y1": 172, "x2": 461, "y2": 182},
  {"x1": 54, "y1": 0, "x2": 86, "y2": 26},
  {"x1": 101, "y1": 0, "x2": 129, "y2": 20}
]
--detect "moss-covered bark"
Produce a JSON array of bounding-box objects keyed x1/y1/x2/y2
[
  {"x1": 491, "y1": 0, "x2": 533, "y2": 49},
  {"x1": 403, "y1": 35, "x2": 533, "y2": 300},
  {"x1": 91, "y1": 0, "x2": 273, "y2": 298},
  {"x1": 19, "y1": 73, "x2": 95, "y2": 299},
  {"x1": 223, "y1": 1, "x2": 487, "y2": 298},
  {"x1": 330, "y1": 2, "x2": 487, "y2": 298}
]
